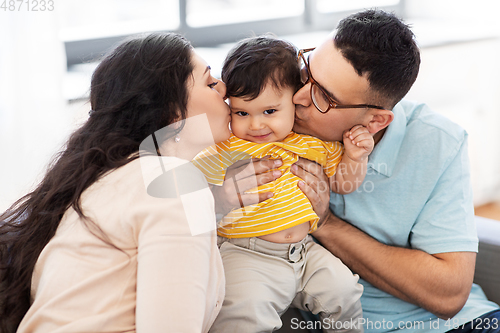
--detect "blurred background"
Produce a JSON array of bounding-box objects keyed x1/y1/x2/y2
[{"x1": 1, "y1": 0, "x2": 500, "y2": 218}]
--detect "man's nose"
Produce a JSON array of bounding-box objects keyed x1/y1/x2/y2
[{"x1": 292, "y1": 82, "x2": 312, "y2": 107}]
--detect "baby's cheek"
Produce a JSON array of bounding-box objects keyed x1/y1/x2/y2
[{"x1": 230, "y1": 120, "x2": 244, "y2": 137}]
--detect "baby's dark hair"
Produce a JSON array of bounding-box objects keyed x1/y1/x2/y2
[
  {"x1": 334, "y1": 9, "x2": 420, "y2": 109},
  {"x1": 221, "y1": 35, "x2": 302, "y2": 100}
]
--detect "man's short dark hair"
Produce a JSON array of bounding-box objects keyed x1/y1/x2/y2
[
  {"x1": 221, "y1": 35, "x2": 302, "y2": 100},
  {"x1": 334, "y1": 9, "x2": 420, "y2": 109}
]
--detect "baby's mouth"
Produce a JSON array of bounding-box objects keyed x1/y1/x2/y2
[{"x1": 250, "y1": 133, "x2": 272, "y2": 140}]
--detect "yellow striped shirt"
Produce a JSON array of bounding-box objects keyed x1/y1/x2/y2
[{"x1": 192, "y1": 132, "x2": 343, "y2": 238}]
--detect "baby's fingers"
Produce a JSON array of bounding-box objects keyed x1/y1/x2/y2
[
  {"x1": 352, "y1": 137, "x2": 374, "y2": 150},
  {"x1": 346, "y1": 125, "x2": 369, "y2": 140}
]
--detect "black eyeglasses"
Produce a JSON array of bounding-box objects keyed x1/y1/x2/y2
[{"x1": 298, "y1": 48, "x2": 386, "y2": 113}]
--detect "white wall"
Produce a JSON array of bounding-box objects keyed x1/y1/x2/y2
[
  {"x1": 404, "y1": 0, "x2": 500, "y2": 205},
  {"x1": 0, "y1": 11, "x2": 74, "y2": 210}
]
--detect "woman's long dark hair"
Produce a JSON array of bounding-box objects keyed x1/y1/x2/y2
[{"x1": 0, "y1": 32, "x2": 194, "y2": 332}]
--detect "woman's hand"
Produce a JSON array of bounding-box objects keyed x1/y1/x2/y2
[
  {"x1": 211, "y1": 157, "x2": 282, "y2": 216},
  {"x1": 291, "y1": 157, "x2": 331, "y2": 227}
]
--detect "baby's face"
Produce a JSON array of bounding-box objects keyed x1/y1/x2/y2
[{"x1": 228, "y1": 84, "x2": 295, "y2": 143}]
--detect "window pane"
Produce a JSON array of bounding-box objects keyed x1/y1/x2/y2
[
  {"x1": 316, "y1": 0, "x2": 400, "y2": 13},
  {"x1": 187, "y1": 0, "x2": 304, "y2": 28},
  {"x1": 58, "y1": 0, "x2": 179, "y2": 41}
]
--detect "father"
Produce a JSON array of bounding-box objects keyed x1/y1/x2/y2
[
  {"x1": 213, "y1": 9, "x2": 500, "y2": 332},
  {"x1": 289, "y1": 9, "x2": 500, "y2": 332}
]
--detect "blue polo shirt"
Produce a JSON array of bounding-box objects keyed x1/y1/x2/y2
[{"x1": 329, "y1": 100, "x2": 499, "y2": 332}]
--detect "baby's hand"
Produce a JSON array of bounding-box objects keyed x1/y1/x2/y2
[{"x1": 343, "y1": 125, "x2": 374, "y2": 162}]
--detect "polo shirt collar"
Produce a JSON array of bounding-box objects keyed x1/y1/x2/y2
[{"x1": 367, "y1": 104, "x2": 406, "y2": 177}]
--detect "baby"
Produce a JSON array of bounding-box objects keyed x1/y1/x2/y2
[{"x1": 194, "y1": 35, "x2": 368, "y2": 332}]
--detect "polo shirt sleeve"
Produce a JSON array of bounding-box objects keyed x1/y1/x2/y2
[{"x1": 409, "y1": 134, "x2": 478, "y2": 254}]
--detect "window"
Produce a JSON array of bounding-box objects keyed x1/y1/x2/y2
[
  {"x1": 316, "y1": 0, "x2": 400, "y2": 13},
  {"x1": 186, "y1": 0, "x2": 303, "y2": 27},
  {"x1": 62, "y1": 0, "x2": 403, "y2": 70},
  {"x1": 58, "y1": 0, "x2": 179, "y2": 42}
]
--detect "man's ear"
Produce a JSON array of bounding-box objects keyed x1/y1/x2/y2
[{"x1": 366, "y1": 110, "x2": 394, "y2": 134}]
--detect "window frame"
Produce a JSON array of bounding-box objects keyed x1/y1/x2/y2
[{"x1": 64, "y1": 0, "x2": 405, "y2": 67}]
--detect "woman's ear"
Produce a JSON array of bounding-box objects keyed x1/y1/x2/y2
[{"x1": 366, "y1": 110, "x2": 394, "y2": 134}]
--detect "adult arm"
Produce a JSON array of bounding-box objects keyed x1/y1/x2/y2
[{"x1": 291, "y1": 157, "x2": 476, "y2": 319}]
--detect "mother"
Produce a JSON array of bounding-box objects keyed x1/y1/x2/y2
[{"x1": 0, "y1": 33, "x2": 230, "y2": 332}]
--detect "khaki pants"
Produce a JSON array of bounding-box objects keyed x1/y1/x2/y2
[{"x1": 210, "y1": 236, "x2": 364, "y2": 333}]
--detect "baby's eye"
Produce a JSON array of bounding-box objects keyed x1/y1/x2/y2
[
  {"x1": 208, "y1": 81, "x2": 218, "y2": 89},
  {"x1": 235, "y1": 111, "x2": 248, "y2": 116},
  {"x1": 264, "y1": 109, "x2": 277, "y2": 115}
]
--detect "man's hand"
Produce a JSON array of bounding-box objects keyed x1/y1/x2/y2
[
  {"x1": 343, "y1": 125, "x2": 374, "y2": 162},
  {"x1": 290, "y1": 157, "x2": 331, "y2": 225},
  {"x1": 211, "y1": 157, "x2": 282, "y2": 216}
]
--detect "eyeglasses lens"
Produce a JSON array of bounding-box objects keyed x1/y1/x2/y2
[{"x1": 299, "y1": 53, "x2": 331, "y2": 113}]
